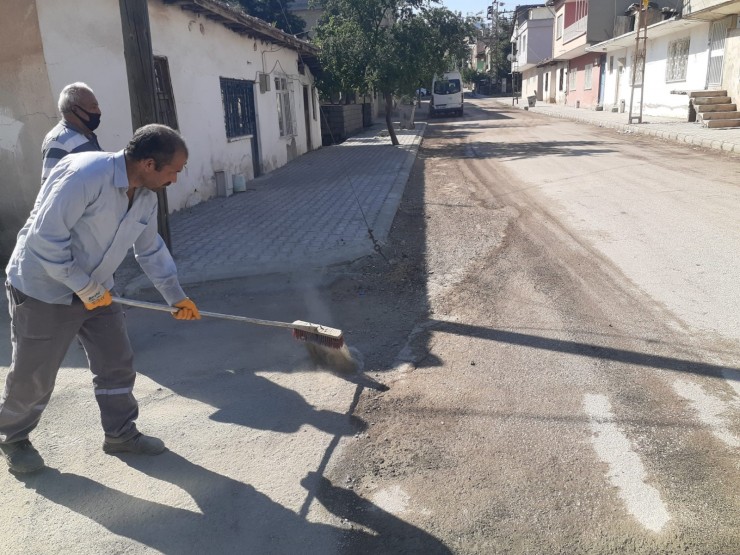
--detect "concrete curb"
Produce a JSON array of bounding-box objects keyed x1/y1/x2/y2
[{"x1": 367, "y1": 122, "x2": 426, "y2": 251}]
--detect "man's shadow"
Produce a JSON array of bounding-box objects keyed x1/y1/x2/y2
[
  {"x1": 18, "y1": 451, "x2": 353, "y2": 553},
  {"x1": 208, "y1": 372, "x2": 366, "y2": 435},
  {"x1": 18, "y1": 451, "x2": 450, "y2": 554}
]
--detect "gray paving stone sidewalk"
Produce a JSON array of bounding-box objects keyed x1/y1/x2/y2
[
  {"x1": 118, "y1": 123, "x2": 426, "y2": 294},
  {"x1": 493, "y1": 96, "x2": 740, "y2": 155}
]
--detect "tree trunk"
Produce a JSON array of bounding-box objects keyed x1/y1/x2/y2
[{"x1": 384, "y1": 93, "x2": 399, "y2": 146}]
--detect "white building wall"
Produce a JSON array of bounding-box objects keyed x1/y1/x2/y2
[
  {"x1": 521, "y1": 67, "x2": 550, "y2": 100},
  {"x1": 148, "y1": 1, "x2": 320, "y2": 210},
  {"x1": 35, "y1": 0, "x2": 321, "y2": 213},
  {"x1": 149, "y1": 3, "x2": 256, "y2": 210},
  {"x1": 521, "y1": 69, "x2": 537, "y2": 99},
  {"x1": 527, "y1": 19, "x2": 555, "y2": 64},
  {"x1": 723, "y1": 17, "x2": 740, "y2": 102},
  {"x1": 601, "y1": 23, "x2": 711, "y2": 118},
  {"x1": 36, "y1": 0, "x2": 134, "y2": 152}
]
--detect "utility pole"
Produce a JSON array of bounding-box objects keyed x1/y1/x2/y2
[
  {"x1": 118, "y1": 0, "x2": 172, "y2": 251},
  {"x1": 485, "y1": 1, "x2": 513, "y2": 94},
  {"x1": 627, "y1": 0, "x2": 649, "y2": 124}
]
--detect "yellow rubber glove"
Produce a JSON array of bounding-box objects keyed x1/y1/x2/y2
[
  {"x1": 173, "y1": 298, "x2": 201, "y2": 320},
  {"x1": 76, "y1": 280, "x2": 113, "y2": 311}
]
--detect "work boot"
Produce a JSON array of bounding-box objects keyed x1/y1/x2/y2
[
  {"x1": 103, "y1": 433, "x2": 166, "y2": 455},
  {"x1": 0, "y1": 439, "x2": 45, "y2": 473}
]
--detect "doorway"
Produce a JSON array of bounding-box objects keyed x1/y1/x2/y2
[
  {"x1": 598, "y1": 54, "x2": 607, "y2": 107},
  {"x1": 303, "y1": 86, "x2": 312, "y2": 151},
  {"x1": 707, "y1": 17, "x2": 730, "y2": 89}
]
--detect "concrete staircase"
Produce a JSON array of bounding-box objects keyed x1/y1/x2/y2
[{"x1": 690, "y1": 90, "x2": 740, "y2": 128}]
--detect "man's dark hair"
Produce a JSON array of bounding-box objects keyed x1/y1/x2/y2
[{"x1": 125, "y1": 124, "x2": 188, "y2": 170}]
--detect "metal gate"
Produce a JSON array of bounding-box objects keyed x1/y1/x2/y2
[{"x1": 707, "y1": 17, "x2": 730, "y2": 88}]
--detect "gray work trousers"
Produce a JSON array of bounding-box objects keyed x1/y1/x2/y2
[{"x1": 0, "y1": 282, "x2": 139, "y2": 443}]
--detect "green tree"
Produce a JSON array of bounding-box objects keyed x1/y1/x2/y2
[
  {"x1": 314, "y1": 0, "x2": 474, "y2": 145},
  {"x1": 476, "y1": 12, "x2": 513, "y2": 88},
  {"x1": 461, "y1": 66, "x2": 485, "y2": 88},
  {"x1": 228, "y1": 0, "x2": 306, "y2": 34}
]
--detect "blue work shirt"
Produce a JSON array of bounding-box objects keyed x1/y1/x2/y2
[{"x1": 6, "y1": 150, "x2": 186, "y2": 306}]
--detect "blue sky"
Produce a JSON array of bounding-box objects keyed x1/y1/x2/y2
[{"x1": 440, "y1": 0, "x2": 511, "y2": 17}]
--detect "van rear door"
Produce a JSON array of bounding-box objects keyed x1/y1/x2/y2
[{"x1": 431, "y1": 76, "x2": 463, "y2": 115}]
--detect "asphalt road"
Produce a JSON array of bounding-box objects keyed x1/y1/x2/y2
[
  {"x1": 325, "y1": 98, "x2": 740, "y2": 554},
  {"x1": 1, "y1": 99, "x2": 738, "y2": 554}
]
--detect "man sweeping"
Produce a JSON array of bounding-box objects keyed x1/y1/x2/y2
[{"x1": 1, "y1": 124, "x2": 200, "y2": 474}]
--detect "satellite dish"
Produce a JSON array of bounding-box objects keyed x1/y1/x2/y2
[{"x1": 506, "y1": 53, "x2": 514, "y2": 61}]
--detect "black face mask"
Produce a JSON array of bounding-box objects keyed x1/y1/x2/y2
[{"x1": 74, "y1": 105, "x2": 101, "y2": 131}]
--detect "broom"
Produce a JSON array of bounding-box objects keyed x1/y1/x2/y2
[{"x1": 111, "y1": 296, "x2": 361, "y2": 373}]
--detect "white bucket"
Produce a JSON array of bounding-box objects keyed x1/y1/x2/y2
[{"x1": 232, "y1": 174, "x2": 247, "y2": 193}]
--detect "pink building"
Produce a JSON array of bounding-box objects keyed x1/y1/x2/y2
[{"x1": 547, "y1": 0, "x2": 633, "y2": 109}]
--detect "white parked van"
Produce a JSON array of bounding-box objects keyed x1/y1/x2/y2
[{"x1": 429, "y1": 71, "x2": 463, "y2": 117}]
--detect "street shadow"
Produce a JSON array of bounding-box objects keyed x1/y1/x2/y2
[
  {"x1": 416, "y1": 319, "x2": 740, "y2": 379},
  {"x1": 16, "y1": 451, "x2": 384, "y2": 554},
  {"x1": 15, "y1": 451, "x2": 451, "y2": 554},
  {"x1": 301, "y1": 472, "x2": 453, "y2": 555},
  {"x1": 424, "y1": 124, "x2": 528, "y2": 142},
  {"x1": 114, "y1": 310, "x2": 369, "y2": 437},
  {"x1": 422, "y1": 140, "x2": 616, "y2": 161}
]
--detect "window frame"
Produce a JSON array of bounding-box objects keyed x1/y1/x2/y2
[
  {"x1": 220, "y1": 77, "x2": 256, "y2": 140},
  {"x1": 584, "y1": 63, "x2": 593, "y2": 90},
  {"x1": 275, "y1": 75, "x2": 296, "y2": 138},
  {"x1": 153, "y1": 56, "x2": 179, "y2": 130},
  {"x1": 665, "y1": 37, "x2": 690, "y2": 83}
]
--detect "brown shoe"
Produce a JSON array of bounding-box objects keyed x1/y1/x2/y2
[
  {"x1": 103, "y1": 433, "x2": 166, "y2": 455},
  {"x1": 0, "y1": 439, "x2": 45, "y2": 473}
]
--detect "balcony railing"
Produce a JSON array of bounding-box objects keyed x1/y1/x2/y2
[{"x1": 562, "y1": 16, "x2": 587, "y2": 44}]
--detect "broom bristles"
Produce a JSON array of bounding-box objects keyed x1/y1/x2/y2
[
  {"x1": 304, "y1": 341, "x2": 363, "y2": 374},
  {"x1": 291, "y1": 328, "x2": 345, "y2": 349}
]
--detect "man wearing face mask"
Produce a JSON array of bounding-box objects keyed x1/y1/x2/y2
[{"x1": 40, "y1": 82, "x2": 103, "y2": 183}]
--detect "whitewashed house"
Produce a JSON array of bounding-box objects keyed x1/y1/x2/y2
[
  {"x1": 588, "y1": 15, "x2": 710, "y2": 118},
  {"x1": 682, "y1": 0, "x2": 740, "y2": 126},
  {"x1": 588, "y1": 1, "x2": 739, "y2": 123},
  {"x1": 683, "y1": 0, "x2": 740, "y2": 98},
  {"x1": 0, "y1": 0, "x2": 322, "y2": 262},
  {"x1": 511, "y1": 5, "x2": 555, "y2": 101}
]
